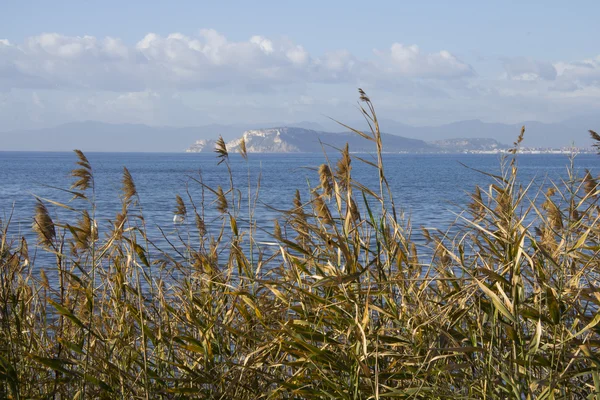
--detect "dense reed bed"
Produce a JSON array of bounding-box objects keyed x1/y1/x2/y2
[{"x1": 1, "y1": 90, "x2": 600, "y2": 399}]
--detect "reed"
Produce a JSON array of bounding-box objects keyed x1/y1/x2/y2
[{"x1": 1, "y1": 90, "x2": 600, "y2": 399}]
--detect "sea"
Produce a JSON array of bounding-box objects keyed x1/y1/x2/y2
[{"x1": 0, "y1": 151, "x2": 598, "y2": 267}]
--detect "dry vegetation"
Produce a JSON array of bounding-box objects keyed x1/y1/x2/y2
[{"x1": 1, "y1": 90, "x2": 600, "y2": 399}]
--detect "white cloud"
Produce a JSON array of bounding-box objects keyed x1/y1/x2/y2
[
  {"x1": 501, "y1": 55, "x2": 600, "y2": 93},
  {"x1": 3, "y1": 30, "x2": 599, "y2": 131},
  {"x1": 312, "y1": 50, "x2": 357, "y2": 83},
  {"x1": 285, "y1": 45, "x2": 309, "y2": 65},
  {"x1": 0, "y1": 31, "x2": 475, "y2": 93},
  {"x1": 250, "y1": 36, "x2": 274, "y2": 54},
  {"x1": 295, "y1": 95, "x2": 314, "y2": 105},
  {"x1": 554, "y1": 56, "x2": 600, "y2": 89},
  {"x1": 0, "y1": 89, "x2": 214, "y2": 130},
  {"x1": 110, "y1": 90, "x2": 160, "y2": 108},
  {"x1": 373, "y1": 43, "x2": 474, "y2": 79},
  {"x1": 32, "y1": 92, "x2": 44, "y2": 108},
  {"x1": 503, "y1": 57, "x2": 557, "y2": 81}
]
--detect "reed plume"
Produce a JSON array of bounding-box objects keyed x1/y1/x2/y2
[
  {"x1": 112, "y1": 207, "x2": 127, "y2": 239},
  {"x1": 509, "y1": 126, "x2": 525, "y2": 154},
  {"x1": 195, "y1": 212, "x2": 206, "y2": 236},
  {"x1": 32, "y1": 199, "x2": 55, "y2": 248},
  {"x1": 313, "y1": 194, "x2": 334, "y2": 225},
  {"x1": 335, "y1": 143, "x2": 351, "y2": 189},
  {"x1": 349, "y1": 197, "x2": 360, "y2": 222},
  {"x1": 74, "y1": 209, "x2": 96, "y2": 250},
  {"x1": 494, "y1": 186, "x2": 511, "y2": 218},
  {"x1": 216, "y1": 186, "x2": 228, "y2": 214},
  {"x1": 273, "y1": 219, "x2": 282, "y2": 240},
  {"x1": 239, "y1": 137, "x2": 248, "y2": 160},
  {"x1": 122, "y1": 167, "x2": 137, "y2": 204},
  {"x1": 174, "y1": 195, "x2": 187, "y2": 219},
  {"x1": 290, "y1": 189, "x2": 307, "y2": 224},
  {"x1": 543, "y1": 197, "x2": 563, "y2": 231},
  {"x1": 318, "y1": 164, "x2": 334, "y2": 197},
  {"x1": 590, "y1": 130, "x2": 600, "y2": 154},
  {"x1": 358, "y1": 87, "x2": 370, "y2": 102},
  {"x1": 71, "y1": 149, "x2": 93, "y2": 193},
  {"x1": 215, "y1": 136, "x2": 228, "y2": 165},
  {"x1": 468, "y1": 186, "x2": 485, "y2": 221},
  {"x1": 583, "y1": 169, "x2": 598, "y2": 199},
  {"x1": 293, "y1": 189, "x2": 303, "y2": 212}
]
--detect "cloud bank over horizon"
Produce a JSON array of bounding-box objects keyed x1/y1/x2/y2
[
  {"x1": 1, "y1": 29, "x2": 599, "y2": 131},
  {"x1": 0, "y1": 30, "x2": 475, "y2": 91}
]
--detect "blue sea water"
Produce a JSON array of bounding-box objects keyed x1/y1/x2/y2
[{"x1": 0, "y1": 151, "x2": 598, "y2": 259}]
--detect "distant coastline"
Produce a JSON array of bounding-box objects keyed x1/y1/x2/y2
[
  {"x1": 1, "y1": 116, "x2": 597, "y2": 152},
  {"x1": 185, "y1": 127, "x2": 597, "y2": 155}
]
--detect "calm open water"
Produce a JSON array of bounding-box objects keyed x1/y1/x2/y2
[{"x1": 0, "y1": 151, "x2": 598, "y2": 259}]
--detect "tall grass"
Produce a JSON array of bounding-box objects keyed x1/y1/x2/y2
[{"x1": 1, "y1": 91, "x2": 600, "y2": 399}]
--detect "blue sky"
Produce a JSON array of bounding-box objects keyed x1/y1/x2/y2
[{"x1": 1, "y1": 0, "x2": 599, "y2": 130}]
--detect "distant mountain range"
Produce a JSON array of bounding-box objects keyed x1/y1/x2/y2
[
  {"x1": 0, "y1": 121, "x2": 256, "y2": 152},
  {"x1": 186, "y1": 127, "x2": 507, "y2": 154},
  {"x1": 369, "y1": 118, "x2": 597, "y2": 149},
  {"x1": 0, "y1": 115, "x2": 597, "y2": 152}
]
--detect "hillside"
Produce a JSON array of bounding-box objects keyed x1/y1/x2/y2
[
  {"x1": 0, "y1": 121, "x2": 321, "y2": 152},
  {"x1": 186, "y1": 127, "x2": 508, "y2": 153},
  {"x1": 2, "y1": 114, "x2": 595, "y2": 152}
]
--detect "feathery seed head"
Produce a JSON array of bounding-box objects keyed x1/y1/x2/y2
[
  {"x1": 174, "y1": 195, "x2": 187, "y2": 218},
  {"x1": 216, "y1": 186, "x2": 228, "y2": 214},
  {"x1": 314, "y1": 194, "x2": 334, "y2": 225},
  {"x1": 70, "y1": 149, "x2": 93, "y2": 194},
  {"x1": 336, "y1": 144, "x2": 352, "y2": 189},
  {"x1": 195, "y1": 212, "x2": 206, "y2": 236},
  {"x1": 32, "y1": 200, "x2": 55, "y2": 248},
  {"x1": 318, "y1": 164, "x2": 334, "y2": 197},
  {"x1": 590, "y1": 130, "x2": 600, "y2": 154},
  {"x1": 239, "y1": 137, "x2": 248, "y2": 160},
  {"x1": 583, "y1": 169, "x2": 598, "y2": 199},
  {"x1": 215, "y1": 136, "x2": 229, "y2": 165},
  {"x1": 122, "y1": 167, "x2": 137, "y2": 204}
]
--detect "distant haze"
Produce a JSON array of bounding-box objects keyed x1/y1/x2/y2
[{"x1": 1, "y1": 116, "x2": 597, "y2": 152}]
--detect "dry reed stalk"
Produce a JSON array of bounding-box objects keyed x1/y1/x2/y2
[{"x1": 2, "y1": 91, "x2": 599, "y2": 399}]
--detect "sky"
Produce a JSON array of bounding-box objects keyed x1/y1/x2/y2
[{"x1": 1, "y1": 0, "x2": 600, "y2": 131}]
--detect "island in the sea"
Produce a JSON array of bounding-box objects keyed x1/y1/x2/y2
[{"x1": 185, "y1": 127, "x2": 510, "y2": 154}]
